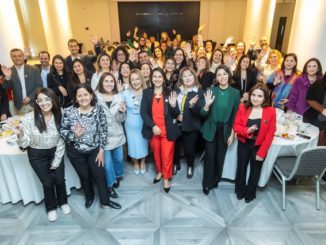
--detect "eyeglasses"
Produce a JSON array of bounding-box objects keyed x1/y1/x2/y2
[{"x1": 36, "y1": 97, "x2": 52, "y2": 104}]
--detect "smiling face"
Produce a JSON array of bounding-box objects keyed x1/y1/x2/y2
[
  {"x1": 250, "y1": 88, "x2": 265, "y2": 107},
  {"x1": 121, "y1": 63, "x2": 131, "y2": 77},
  {"x1": 240, "y1": 57, "x2": 250, "y2": 70},
  {"x1": 205, "y1": 42, "x2": 213, "y2": 52},
  {"x1": 154, "y1": 48, "x2": 162, "y2": 58},
  {"x1": 130, "y1": 72, "x2": 142, "y2": 91},
  {"x1": 53, "y1": 58, "x2": 64, "y2": 73},
  {"x1": 236, "y1": 42, "x2": 245, "y2": 55},
  {"x1": 306, "y1": 60, "x2": 319, "y2": 76},
  {"x1": 197, "y1": 47, "x2": 206, "y2": 58},
  {"x1": 76, "y1": 88, "x2": 92, "y2": 108},
  {"x1": 212, "y1": 50, "x2": 223, "y2": 64},
  {"x1": 174, "y1": 50, "x2": 184, "y2": 65},
  {"x1": 10, "y1": 50, "x2": 25, "y2": 66},
  {"x1": 284, "y1": 55, "x2": 296, "y2": 70},
  {"x1": 116, "y1": 50, "x2": 126, "y2": 63},
  {"x1": 99, "y1": 55, "x2": 111, "y2": 70},
  {"x1": 151, "y1": 70, "x2": 164, "y2": 89},
  {"x1": 102, "y1": 75, "x2": 115, "y2": 93},
  {"x1": 196, "y1": 58, "x2": 207, "y2": 71},
  {"x1": 269, "y1": 53, "x2": 279, "y2": 66},
  {"x1": 216, "y1": 68, "x2": 229, "y2": 87},
  {"x1": 182, "y1": 70, "x2": 195, "y2": 88},
  {"x1": 39, "y1": 53, "x2": 50, "y2": 68},
  {"x1": 165, "y1": 59, "x2": 175, "y2": 72},
  {"x1": 141, "y1": 64, "x2": 151, "y2": 78},
  {"x1": 68, "y1": 41, "x2": 80, "y2": 56},
  {"x1": 73, "y1": 61, "x2": 84, "y2": 75},
  {"x1": 36, "y1": 93, "x2": 53, "y2": 113}
]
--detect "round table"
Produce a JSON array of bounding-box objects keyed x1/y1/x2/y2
[
  {"x1": 221, "y1": 123, "x2": 319, "y2": 187},
  {"x1": 0, "y1": 134, "x2": 81, "y2": 205}
]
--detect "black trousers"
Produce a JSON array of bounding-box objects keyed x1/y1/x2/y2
[
  {"x1": 27, "y1": 147, "x2": 67, "y2": 212},
  {"x1": 203, "y1": 124, "x2": 228, "y2": 189},
  {"x1": 235, "y1": 140, "x2": 263, "y2": 199},
  {"x1": 66, "y1": 145, "x2": 110, "y2": 205},
  {"x1": 174, "y1": 131, "x2": 199, "y2": 168}
]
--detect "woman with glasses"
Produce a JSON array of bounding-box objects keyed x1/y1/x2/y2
[{"x1": 5, "y1": 88, "x2": 70, "y2": 222}]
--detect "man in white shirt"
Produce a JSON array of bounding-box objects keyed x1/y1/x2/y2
[
  {"x1": 39, "y1": 51, "x2": 51, "y2": 88},
  {"x1": 1, "y1": 48, "x2": 43, "y2": 115}
]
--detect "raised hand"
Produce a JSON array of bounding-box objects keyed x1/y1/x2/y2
[
  {"x1": 204, "y1": 89, "x2": 215, "y2": 108},
  {"x1": 249, "y1": 38, "x2": 257, "y2": 49},
  {"x1": 189, "y1": 95, "x2": 199, "y2": 107},
  {"x1": 22, "y1": 97, "x2": 31, "y2": 105},
  {"x1": 90, "y1": 35, "x2": 99, "y2": 45},
  {"x1": 172, "y1": 29, "x2": 177, "y2": 35},
  {"x1": 3, "y1": 120, "x2": 24, "y2": 138},
  {"x1": 1, "y1": 65, "x2": 12, "y2": 79},
  {"x1": 126, "y1": 30, "x2": 131, "y2": 37},
  {"x1": 134, "y1": 26, "x2": 139, "y2": 33},
  {"x1": 24, "y1": 47, "x2": 31, "y2": 59},
  {"x1": 198, "y1": 24, "x2": 206, "y2": 34},
  {"x1": 168, "y1": 91, "x2": 177, "y2": 108},
  {"x1": 73, "y1": 122, "x2": 85, "y2": 138}
]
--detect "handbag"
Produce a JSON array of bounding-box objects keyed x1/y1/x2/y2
[{"x1": 317, "y1": 91, "x2": 326, "y2": 122}]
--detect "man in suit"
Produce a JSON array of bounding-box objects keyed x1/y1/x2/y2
[
  {"x1": 1, "y1": 48, "x2": 43, "y2": 115},
  {"x1": 65, "y1": 37, "x2": 101, "y2": 73},
  {"x1": 38, "y1": 51, "x2": 51, "y2": 88}
]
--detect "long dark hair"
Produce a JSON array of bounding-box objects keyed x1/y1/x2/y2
[
  {"x1": 70, "y1": 59, "x2": 88, "y2": 83},
  {"x1": 33, "y1": 88, "x2": 61, "y2": 133},
  {"x1": 245, "y1": 83, "x2": 270, "y2": 109},
  {"x1": 302, "y1": 58, "x2": 323, "y2": 77},
  {"x1": 72, "y1": 83, "x2": 96, "y2": 107},
  {"x1": 111, "y1": 45, "x2": 129, "y2": 63},
  {"x1": 150, "y1": 67, "x2": 169, "y2": 96},
  {"x1": 213, "y1": 64, "x2": 233, "y2": 86},
  {"x1": 118, "y1": 62, "x2": 131, "y2": 82},
  {"x1": 173, "y1": 48, "x2": 187, "y2": 69},
  {"x1": 281, "y1": 53, "x2": 298, "y2": 74},
  {"x1": 50, "y1": 54, "x2": 67, "y2": 75},
  {"x1": 233, "y1": 54, "x2": 251, "y2": 78},
  {"x1": 210, "y1": 48, "x2": 224, "y2": 65}
]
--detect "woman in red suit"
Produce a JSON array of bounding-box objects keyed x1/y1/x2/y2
[
  {"x1": 140, "y1": 67, "x2": 181, "y2": 193},
  {"x1": 233, "y1": 83, "x2": 276, "y2": 203}
]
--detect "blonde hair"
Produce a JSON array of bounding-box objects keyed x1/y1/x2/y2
[{"x1": 130, "y1": 69, "x2": 147, "y2": 89}]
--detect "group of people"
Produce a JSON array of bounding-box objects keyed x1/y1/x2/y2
[{"x1": 1, "y1": 27, "x2": 326, "y2": 222}]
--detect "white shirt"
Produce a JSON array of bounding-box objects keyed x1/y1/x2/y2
[
  {"x1": 15, "y1": 65, "x2": 27, "y2": 98},
  {"x1": 40, "y1": 66, "x2": 50, "y2": 87}
]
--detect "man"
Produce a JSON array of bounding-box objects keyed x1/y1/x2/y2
[
  {"x1": 65, "y1": 37, "x2": 101, "y2": 73},
  {"x1": 137, "y1": 50, "x2": 151, "y2": 66},
  {"x1": 248, "y1": 36, "x2": 271, "y2": 65},
  {"x1": 38, "y1": 51, "x2": 51, "y2": 87},
  {"x1": 1, "y1": 49, "x2": 43, "y2": 115}
]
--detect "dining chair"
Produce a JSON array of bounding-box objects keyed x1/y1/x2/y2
[{"x1": 273, "y1": 146, "x2": 326, "y2": 210}]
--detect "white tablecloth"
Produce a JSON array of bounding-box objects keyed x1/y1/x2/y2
[
  {"x1": 221, "y1": 124, "x2": 319, "y2": 187},
  {"x1": 0, "y1": 135, "x2": 81, "y2": 205}
]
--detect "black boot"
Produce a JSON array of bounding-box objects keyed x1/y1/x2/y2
[{"x1": 108, "y1": 187, "x2": 118, "y2": 198}]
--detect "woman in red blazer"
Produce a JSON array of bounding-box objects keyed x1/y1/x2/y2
[{"x1": 233, "y1": 83, "x2": 276, "y2": 203}]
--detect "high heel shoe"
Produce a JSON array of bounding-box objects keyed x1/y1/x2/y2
[
  {"x1": 163, "y1": 187, "x2": 170, "y2": 193},
  {"x1": 186, "y1": 166, "x2": 193, "y2": 179},
  {"x1": 153, "y1": 177, "x2": 162, "y2": 184}
]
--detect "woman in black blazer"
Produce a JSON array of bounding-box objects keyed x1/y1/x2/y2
[
  {"x1": 140, "y1": 67, "x2": 181, "y2": 192},
  {"x1": 232, "y1": 54, "x2": 258, "y2": 103},
  {"x1": 173, "y1": 67, "x2": 204, "y2": 178}
]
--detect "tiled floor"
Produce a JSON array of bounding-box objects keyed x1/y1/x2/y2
[{"x1": 1, "y1": 160, "x2": 326, "y2": 245}]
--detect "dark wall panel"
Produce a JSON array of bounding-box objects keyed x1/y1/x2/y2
[{"x1": 118, "y1": 1, "x2": 200, "y2": 41}]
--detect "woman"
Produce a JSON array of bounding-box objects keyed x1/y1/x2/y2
[
  {"x1": 140, "y1": 63, "x2": 152, "y2": 88},
  {"x1": 111, "y1": 46, "x2": 132, "y2": 73},
  {"x1": 232, "y1": 54, "x2": 258, "y2": 103},
  {"x1": 233, "y1": 83, "x2": 276, "y2": 202},
  {"x1": 91, "y1": 52, "x2": 112, "y2": 90},
  {"x1": 288, "y1": 58, "x2": 323, "y2": 115},
  {"x1": 6, "y1": 88, "x2": 70, "y2": 222},
  {"x1": 236, "y1": 41, "x2": 246, "y2": 61},
  {"x1": 174, "y1": 67, "x2": 204, "y2": 178},
  {"x1": 173, "y1": 48, "x2": 187, "y2": 72},
  {"x1": 196, "y1": 56, "x2": 215, "y2": 91},
  {"x1": 95, "y1": 73, "x2": 126, "y2": 199},
  {"x1": 152, "y1": 47, "x2": 165, "y2": 69},
  {"x1": 209, "y1": 48, "x2": 224, "y2": 74},
  {"x1": 225, "y1": 46, "x2": 238, "y2": 73},
  {"x1": 204, "y1": 40, "x2": 214, "y2": 60},
  {"x1": 164, "y1": 57, "x2": 178, "y2": 90},
  {"x1": 47, "y1": 55, "x2": 72, "y2": 108},
  {"x1": 68, "y1": 59, "x2": 92, "y2": 98},
  {"x1": 201, "y1": 64, "x2": 240, "y2": 195},
  {"x1": 266, "y1": 53, "x2": 301, "y2": 110},
  {"x1": 303, "y1": 73, "x2": 326, "y2": 145},
  {"x1": 122, "y1": 69, "x2": 149, "y2": 175},
  {"x1": 118, "y1": 62, "x2": 131, "y2": 90},
  {"x1": 255, "y1": 49, "x2": 282, "y2": 83},
  {"x1": 140, "y1": 68, "x2": 181, "y2": 192},
  {"x1": 60, "y1": 83, "x2": 121, "y2": 209}
]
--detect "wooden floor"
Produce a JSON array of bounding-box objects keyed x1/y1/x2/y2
[{"x1": 1, "y1": 159, "x2": 326, "y2": 245}]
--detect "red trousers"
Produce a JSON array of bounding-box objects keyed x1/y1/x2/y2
[{"x1": 150, "y1": 134, "x2": 175, "y2": 179}]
